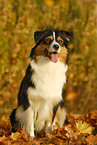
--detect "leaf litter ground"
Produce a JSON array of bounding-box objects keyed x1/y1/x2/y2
[{"x1": 0, "y1": 110, "x2": 97, "y2": 145}]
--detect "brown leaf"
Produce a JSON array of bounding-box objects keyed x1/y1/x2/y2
[
  {"x1": 46, "y1": 133, "x2": 67, "y2": 145},
  {"x1": 80, "y1": 110, "x2": 97, "y2": 127},
  {"x1": 76, "y1": 134, "x2": 87, "y2": 144},
  {"x1": 65, "y1": 126, "x2": 77, "y2": 140},
  {"x1": 91, "y1": 110, "x2": 97, "y2": 120},
  {"x1": 0, "y1": 120, "x2": 11, "y2": 132},
  {"x1": 86, "y1": 134, "x2": 97, "y2": 145},
  {"x1": 0, "y1": 128, "x2": 10, "y2": 136},
  {"x1": 0, "y1": 135, "x2": 7, "y2": 142},
  {"x1": 67, "y1": 113, "x2": 76, "y2": 125}
]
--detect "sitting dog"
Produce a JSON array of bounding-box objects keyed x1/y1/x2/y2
[{"x1": 10, "y1": 29, "x2": 74, "y2": 138}]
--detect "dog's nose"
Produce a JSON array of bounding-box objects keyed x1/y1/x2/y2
[{"x1": 53, "y1": 44, "x2": 59, "y2": 50}]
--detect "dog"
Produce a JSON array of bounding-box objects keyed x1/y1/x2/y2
[{"x1": 10, "y1": 29, "x2": 74, "y2": 138}]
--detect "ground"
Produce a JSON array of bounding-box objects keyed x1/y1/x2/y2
[{"x1": 0, "y1": 110, "x2": 97, "y2": 145}]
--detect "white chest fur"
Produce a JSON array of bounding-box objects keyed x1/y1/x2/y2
[{"x1": 28, "y1": 57, "x2": 68, "y2": 102}]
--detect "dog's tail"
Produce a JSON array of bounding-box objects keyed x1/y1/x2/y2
[{"x1": 10, "y1": 108, "x2": 20, "y2": 132}]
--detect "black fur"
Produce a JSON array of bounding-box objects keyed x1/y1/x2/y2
[
  {"x1": 52, "y1": 100, "x2": 64, "y2": 123},
  {"x1": 10, "y1": 109, "x2": 20, "y2": 132},
  {"x1": 18, "y1": 65, "x2": 35, "y2": 110}
]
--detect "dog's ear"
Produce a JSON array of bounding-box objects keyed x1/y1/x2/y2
[
  {"x1": 34, "y1": 30, "x2": 46, "y2": 43},
  {"x1": 61, "y1": 31, "x2": 74, "y2": 41}
]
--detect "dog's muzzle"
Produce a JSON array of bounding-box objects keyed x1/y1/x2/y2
[{"x1": 44, "y1": 49, "x2": 59, "y2": 63}]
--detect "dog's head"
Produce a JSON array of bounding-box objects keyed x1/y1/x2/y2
[{"x1": 30, "y1": 29, "x2": 74, "y2": 64}]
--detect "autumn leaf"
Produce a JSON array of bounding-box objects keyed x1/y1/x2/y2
[
  {"x1": 46, "y1": 133, "x2": 66, "y2": 145},
  {"x1": 53, "y1": 124, "x2": 58, "y2": 130},
  {"x1": 10, "y1": 132, "x2": 20, "y2": 141},
  {"x1": 91, "y1": 110, "x2": 97, "y2": 119},
  {"x1": 0, "y1": 135, "x2": 7, "y2": 142},
  {"x1": 75, "y1": 120, "x2": 93, "y2": 135},
  {"x1": 86, "y1": 134, "x2": 97, "y2": 145},
  {"x1": 65, "y1": 125, "x2": 77, "y2": 140}
]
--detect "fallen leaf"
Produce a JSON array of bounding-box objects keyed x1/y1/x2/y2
[
  {"x1": 67, "y1": 113, "x2": 76, "y2": 125},
  {"x1": 53, "y1": 124, "x2": 58, "y2": 130},
  {"x1": 80, "y1": 110, "x2": 97, "y2": 127},
  {"x1": 65, "y1": 125, "x2": 77, "y2": 140},
  {"x1": 0, "y1": 128, "x2": 10, "y2": 136},
  {"x1": 0, "y1": 135, "x2": 7, "y2": 142},
  {"x1": 91, "y1": 110, "x2": 97, "y2": 120},
  {"x1": 86, "y1": 134, "x2": 97, "y2": 145},
  {"x1": 10, "y1": 132, "x2": 20, "y2": 141},
  {"x1": 46, "y1": 133, "x2": 67, "y2": 145},
  {"x1": 75, "y1": 120, "x2": 93, "y2": 135}
]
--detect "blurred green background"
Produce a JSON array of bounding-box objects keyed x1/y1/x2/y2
[{"x1": 0, "y1": 0, "x2": 97, "y2": 120}]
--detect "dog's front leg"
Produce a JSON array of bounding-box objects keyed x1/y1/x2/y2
[
  {"x1": 28, "y1": 119, "x2": 35, "y2": 138},
  {"x1": 15, "y1": 106, "x2": 35, "y2": 138},
  {"x1": 25, "y1": 107, "x2": 35, "y2": 138}
]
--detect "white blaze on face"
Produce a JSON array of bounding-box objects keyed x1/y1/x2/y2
[{"x1": 49, "y1": 31, "x2": 60, "y2": 53}]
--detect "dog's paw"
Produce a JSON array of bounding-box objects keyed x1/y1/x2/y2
[
  {"x1": 30, "y1": 135, "x2": 34, "y2": 139},
  {"x1": 29, "y1": 131, "x2": 35, "y2": 139},
  {"x1": 46, "y1": 125, "x2": 54, "y2": 133}
]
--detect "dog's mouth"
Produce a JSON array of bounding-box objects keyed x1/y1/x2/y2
[{"x1": 44, "y1": 49, "x2": 59, "y2": 63}]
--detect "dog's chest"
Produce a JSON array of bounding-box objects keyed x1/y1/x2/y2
[{"x1": 29, "y1": 58, "x2": 67, "y2": 100}]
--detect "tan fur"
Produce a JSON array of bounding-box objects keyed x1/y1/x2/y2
[
  {"x1": 45, "y1": 36, "x2": 53, "y2": 40},
  {"x1": 57, "y1": 36, "x2": 64, "y2": 42},
  {"x1": 34, "y1": 43, "x2": 50, "y2": 61},
  {"x1": 59, "y1": 46, "x2": 68, "y2": 64}
]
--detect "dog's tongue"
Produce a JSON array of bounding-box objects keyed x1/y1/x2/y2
[{"x1": 51, "y1": 53, "x2": 59, "y2": 63}]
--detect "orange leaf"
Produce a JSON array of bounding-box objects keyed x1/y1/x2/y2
[{"x1": 86, "y1": 134, "x2": 97, "y2": 145}]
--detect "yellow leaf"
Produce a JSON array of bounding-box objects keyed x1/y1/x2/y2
[
  {"x1": 53, "y1": 124, "x2": 58, "y2": 130},
  {"x1": 10, "y1": 132, "x2": 20, "y2": 141},
  {"x1": 44, "y1": 0, "x2": 54, "y2": 7},
  {"x1": 75, "y1": 120, "x2": 93, "y2": 135}
]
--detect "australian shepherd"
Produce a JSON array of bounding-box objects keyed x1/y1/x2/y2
[{"x1": 10, "y1": 29, "x2": 74, "y2": 138}]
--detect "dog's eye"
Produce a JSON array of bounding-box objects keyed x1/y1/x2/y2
[
  {"x1": 58, "y1": 40, "x2": 64, "y2": 46},
  {"x1": 44, "y1": 38, "x2": 52, "y2": 44}
]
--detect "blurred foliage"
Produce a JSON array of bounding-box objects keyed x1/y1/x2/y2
[{"x1": 0, "y1": 0, "x2": 97, "y2": 119}]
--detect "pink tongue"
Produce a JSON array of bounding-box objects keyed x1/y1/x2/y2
[{"x1": 51, "y1": 54, "x2": 59, "y2": 63}]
